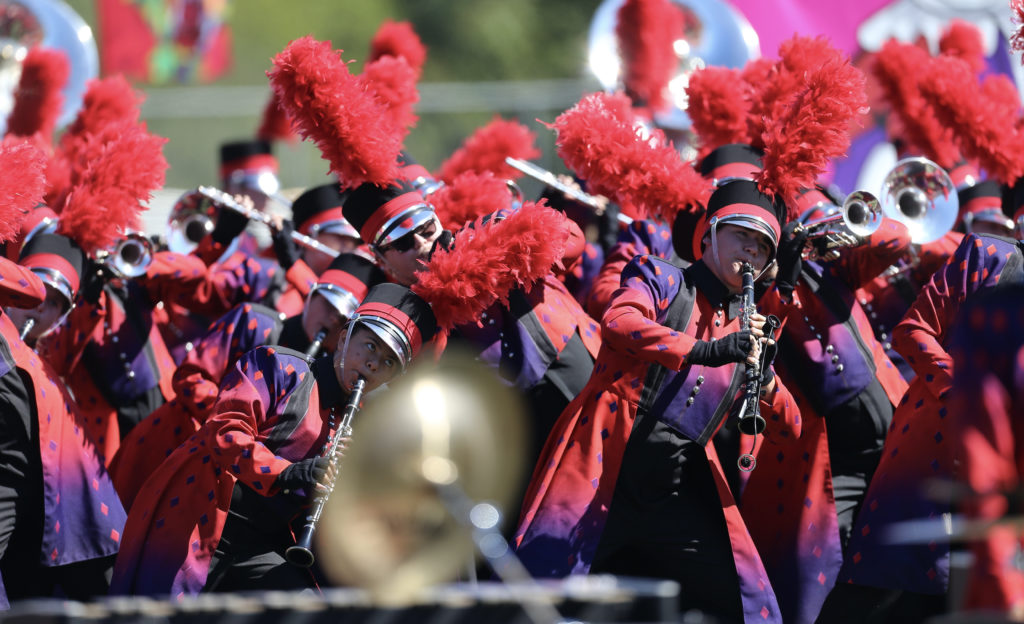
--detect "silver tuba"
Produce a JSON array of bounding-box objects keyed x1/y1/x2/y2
[
  {"x1": 0, "y1": 0, "x2": 99, "y2": 134},
  {"x1": 585, "y1": 0, "x2": 760, "y2": 160},
  {"x1": 878, "y1": 157, "x2": 958, "y2": 244}
]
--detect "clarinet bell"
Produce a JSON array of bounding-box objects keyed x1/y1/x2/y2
[
  {"x1": 737, "y1": 413, "x2": 766, "y2": 436},
  {"x1": 285, "y1": 534, "x2": 316, "y2": 568}
]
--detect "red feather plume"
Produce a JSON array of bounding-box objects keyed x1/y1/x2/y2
[
  {"x1": 548, "y1": 91, "x2": 710, "y2": 224},
  {"x1": 685, "y1": 65, "x2": 753, "y2": 157},
  {"x1": 6, "y1": 47, "x2": 69, "y2": 142},
  {"x1": 57, "y1": 120, "x2": 168, "y2": 254},
  {"x1": 939, "y1": 19, "x2": 986, "y2": 74},
  {"x1": 256, "y1": 90, "x2": 295, "y2": 142},
  {"x1": 756, "y1": 43, "x2": 868, "y2": 216},
  {"x1": 919, "y1": 55, "x2": 1024, "y2": 185},
  {"x1": 430, "y1": 171, "x2": 516, "y2": 230},
  {"x1": 359, "y1": 55, "x2": 419, "y2": 135},
  {"x1": 615, "y1": 0, "x2": 684, "y2": 111},
  {"x1": 413, "y1": 200, "x2": 566, "y2": 344},
  {"x1": 267, "y1": 36, "x2": 402, "y2": 189},
  {"x1": 0, "y1": 139, "x2": 47, "y2": 244},
  {"x1": 871, "y1": 39, "x2": 960, "y2": 169},
  {"x1": 63, "y1": 75, "x2": 142, "y2": 140},
  {"x1": 368, "y1": 20, "x2": 427, "y2": 78},
  {"x1": 435, "y1": 117, "x2": 541, "y2": 183}
]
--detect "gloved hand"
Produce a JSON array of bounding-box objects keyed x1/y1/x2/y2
[
  {"x1": 271, "y1": 219, "x2": 301, "y2": 270},
  {"x1": 686, "y1": 330, "x2": 754, "y2": 367},
  {"x1": 774, "y1": 221, "x2": 808, "y2": 297},
  {"x1": 80, "y1": 260, "x2": 108, "y2": 305},
  {"x1": 428, "y1": 230, "x2": 454, "y2": 259},
  {"x1": 210, "y1": 206, "x2": 250, "y2": 246},
  {"x1": 275, "y1": 456, "x2": 330, "y2": 495}
]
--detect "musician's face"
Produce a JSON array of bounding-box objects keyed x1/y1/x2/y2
[
  {"x1": 302, "y1": 291, "x2": 347, "y2": 354},
  {"x1": 6, "y1": 285, "x2": 69, "y2": 345},
  {"x1": 703, "y1": 224, "x2": 773, "y2": 292},
  {"x1": 334, "y1": 325, "x2": 401, "y2": 393},
  {"x1": 374, "y1": 217, "x2": 442, "y2": 286}
]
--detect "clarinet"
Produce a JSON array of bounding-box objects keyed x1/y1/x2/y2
[
  {"x1": 285, "y1": 376, "x2": 365, "y2": 567},
  {"x1": 19, "y1": 318, "x2": 34, "y2": 341},
  {"x1": 304, "y1": 328, "x2": 327, "y2": 359},
  {"x1": 736, "y1": 263, "x2": 783, "y2": 472}
]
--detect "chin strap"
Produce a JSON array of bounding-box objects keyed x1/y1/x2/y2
[{"x1": 334, "y1": 320, "x2": 358, "y2": 386}]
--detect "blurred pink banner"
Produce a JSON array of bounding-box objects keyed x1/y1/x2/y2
[{"x1": 728, "y1": 0, "x2": 893, "y2": 58}]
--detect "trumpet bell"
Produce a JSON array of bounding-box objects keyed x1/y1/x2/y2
[
  {"x1": 842, "y1": 190, "x2": 883, "y2": 237},
  {"x1": 879, "y1": 157, "x2": 958, "y2": 244},
  {"x1": 166, "y1": 189, "x2": 218, "y2": 254},
  {"x1": 105, "y1": 232, "x2": 153, "y2": 279}
]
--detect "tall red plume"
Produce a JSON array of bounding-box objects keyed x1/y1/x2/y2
[
  {"x1": 412, "y1": 200, "x2": 566, "y2": 347},
  {"x1": 0, "y1": 139, "x2": 46, "y2": 244},
  {"x1": 1013, "y1": 0, "x2": 1024, "y2": 58},
  {"x1": 919, "y1": 55, "x2": 1024, "y2": 185},
  {"x1": 368, "y1": 20, "x2": 427, "y2": 78},
  {"x1": 748, "y1": 36, "x2": 838, "y2": 151},
  {"x1": 57, "y1": 120, "x2": 168, "y2": 254},
  {"x1": 615, "y1": 0, "x2": 684, "y2": 111},
  {"x1": 939, "y1": 19, "x2": 986, "y2": 74},
  {"x1": 685, "y1": 65, "x2": 753, "y2": 157},
  {"x1": 359, "y1": 55, "x2": 419, "y2": 135},
  {"x1": 255, "y1": 90, "x2": 296, "y2": 142},
  {"x1": 267, "y1": 36, "x2": 401, "y2": 189},
  {"x1": 548, "y1": 91, "x2": 710, "y2": 224},
  {"x1": 435, "y1": 117, "x2": 541, "y2": 183},
  {"x1": 430, "y1": 171, "x2": 516, "y2": 230},
  {"x1": 62, "y1": 75, "x2": 142, "y2": 142},
  {"x1": 756, "y1": 43, "x2": 867, "y2": 217},
  {"x1": 6, "y1": 47, "x2": 69, "y2": 143},
  {"x1": 872, "y1": 39, "x2": 959, "y2": 169}
]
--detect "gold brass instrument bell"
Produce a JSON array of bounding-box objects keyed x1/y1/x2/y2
[
  {"x1": 797, "y1": 190, "x2": 884, "y2": 260},
  {"x1": 315, "y1": 348, "x2": 529, "y2": 603}
]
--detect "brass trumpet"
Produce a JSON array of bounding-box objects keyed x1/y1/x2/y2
[
  {"x1": 797, "y1": 191, "x2": 883, "y2": 260},
  {"x1": 196, "y1": 186, "x2": 340, "y2": 260},
  {"x1": 94, "y1": 232, "x2": 154, "y2": 279}
]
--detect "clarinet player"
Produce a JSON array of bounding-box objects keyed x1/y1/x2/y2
[{"x1": 109, "y1": 284, "x2": 438, "y2": 597}]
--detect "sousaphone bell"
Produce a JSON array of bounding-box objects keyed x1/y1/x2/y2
[{"x1": 879, "y1": 156, "x2": 958, "y2": 244}]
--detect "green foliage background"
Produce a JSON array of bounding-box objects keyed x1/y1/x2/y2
[{"x1": 63, "y1": 0, "x2": 605, "y2": 193}]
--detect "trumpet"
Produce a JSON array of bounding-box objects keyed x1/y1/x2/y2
[
  {"x1": 878, "y1": 157, "x2": 958, "y2": 244},
  {"x1": 195, "y1": 186, "x2": 341, "y2": 260},
  {"x1": 286, "y1": 376, "x2": 365, "y2": 567},
  {"x1": 504, "y1": 157, "x2": 634, "y2": 225},
  {"x1": 94, "y1": 232, "x2": 154, "y2": 279},
  {"x1": 797, "y1": 191, "x2": 883, "y2": 260}
]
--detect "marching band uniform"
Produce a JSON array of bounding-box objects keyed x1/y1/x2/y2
[
  {"x1": 948, "y1": 286, "x2": 1024, "y2": 612},
  {"x1": 108, "y1": 254, "x2": 384, "y2": 510},
  {"x1": 742, "y1": 204, "x2": 910, "y2": 624},
  {"x1": 0, "y1": 258, "x2": 125, "y2": 607},
  {"x1": 110, "y1": 284, "x2": 436, "y2": 597},
  {"x1": 515, "y1": 180, "x2": 800, "y2": 623},
  {"x1": 822, "y1": 232, "x2": 1024, "y2": 619}
]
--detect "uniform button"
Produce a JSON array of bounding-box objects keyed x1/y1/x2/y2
[
  {"x1": 686, "y1": 397, "x2": 694, "y2": 406},
  {"x1": 803, "y1": 316, "x2": 810, "y2": 322},
  {"x1": 884, "y1": 342, "x2": 892, "y2": 351},
  {"x1": 127, "y1": 371, "x2": 136, "y2": 379},
  {"x1": 859, "y1": 298, "x2": 867, "y2": 306},
  {"x1": 119, "y1": 353, "x2": 127, "y2": 361},
  {"x1": 825, "y1": 345, "x2": 834, "y2": 354},
  {"x1": 831, "y1": 355, "x2": 839, "y2": 364},
  {"x1": 870, "y1": 312, "x2": 878, "y2": 319},
  {"x1": 836, "y1": 364, "x2": 844, "y2": 372},
  {"x1": 696, "y1": 375, "x2": 705, "y2": 384},
  {"x1": 111, "y1": 336, "x2": 119, "y2": 344},
  {"x1": 714, "y1": 320, "x2": 721, "y2": 326},
  {"x1": 808, "y1": 324, "x2": 816, "y2": 332},
  {"x1": 880, "y1": 332, "x2": 888, "y2": 340},
  {"x1": 815, "y1": 333, "x2": 822, "y2": 340},
  {"x1": 185, "y1": 342, "x2": 194, "y2": 352},
  {"x1": 691, "y1": 386, "x2": 700, "y2": 395}
]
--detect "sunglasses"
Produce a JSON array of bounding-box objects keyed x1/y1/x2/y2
[{"x1": 378, "y1": 219, "x2": 438, "y2": 253}]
